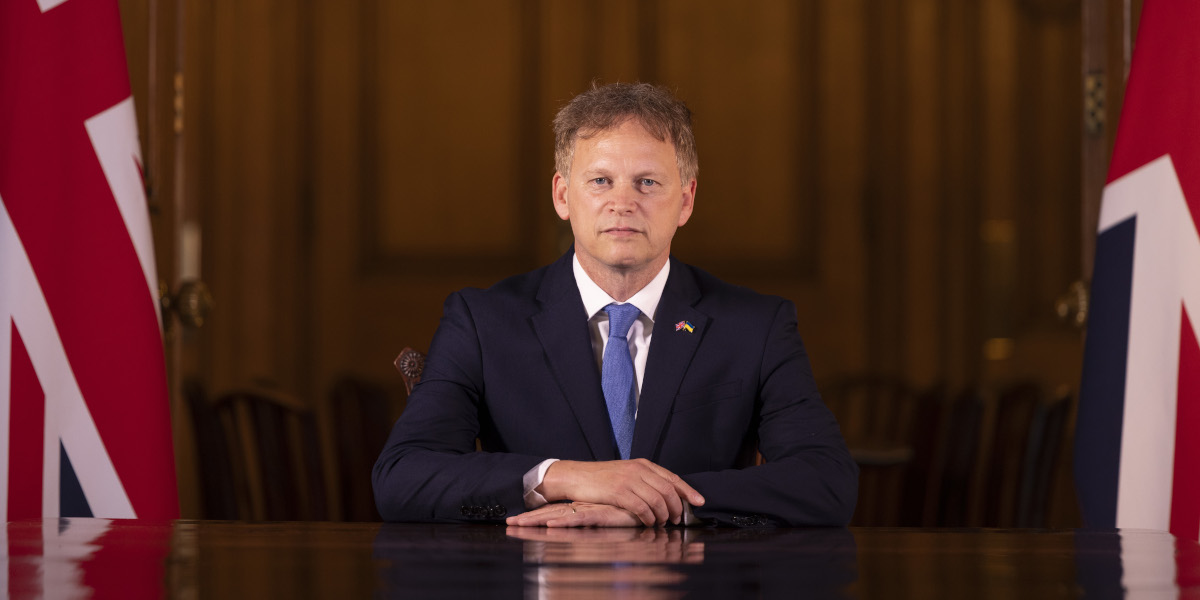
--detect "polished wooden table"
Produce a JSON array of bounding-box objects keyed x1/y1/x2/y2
[{"x1": 3, "y1": 518, "x2": 1196, "y2": 598}]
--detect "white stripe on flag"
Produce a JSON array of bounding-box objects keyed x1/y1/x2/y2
[
  {"x1": 1101, "y1": 156, "x2": 1200, "y2": 531},
  {"x1": 0, "y1": 197, "x2": 134, "y2": 518},
  {"x1": 37, "y1": 0, "x2": 71, "y2": 13},
  {"x1": 85, "y1": 97, "x2": 163, "y2": 334}
]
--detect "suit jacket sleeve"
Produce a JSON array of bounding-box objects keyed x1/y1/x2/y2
[
  {"x1": 681, "y1": 300, "x2": 859, "y2": 527},
  {"x1": 372, "y1": 291, "x2": 546, "y2": 523}
]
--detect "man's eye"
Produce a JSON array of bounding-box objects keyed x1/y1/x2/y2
[
  {"x1": 592, "y1": 177, "x2": 609, "y2": 185},
  {"x1": 640, "y1": 179, "x2": 657, "y2": 187}
]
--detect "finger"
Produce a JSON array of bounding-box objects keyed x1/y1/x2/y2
[
  {"x1": 628, "y1": 481, "x2": 671, "y2": 526},
  {"x1": 639, "y1": 472, "x2": 684, "y2": 524},
  {"x1": 615, "y1": 490, "x2": 658, "y2": 527},
  {"x1": 505, "y1": 507, "x2": 546, "y2": 526},
  {"x1": 506, "y1": 504, "x2": 573, "y2": 527},
  {"x1": 544, "y1": 514, "x2": 587, "y2": 528},
  {"x1": 643, "y1": 462, "x2": 705, "y2": 506},
  {"x1": 546, "y1": 507, "x2": 638, "y2": 528},
  {"x1": 633, "y1": 477, "x2": 681, "y2": 525}
]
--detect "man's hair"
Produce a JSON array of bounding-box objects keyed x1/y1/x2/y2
[{"x1": 553, "y1": 82, "x2": 698, "y2": 184}]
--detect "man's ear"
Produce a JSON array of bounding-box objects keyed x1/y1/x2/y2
[
  {"x1": 552, "y1": 172, "x2": 570, "y2": 221},
  {"x1": 677, "y1": 178, "x2": 697, "y2": 227}
]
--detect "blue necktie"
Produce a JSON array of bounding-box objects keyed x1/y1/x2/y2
[{"x1": 602, "y1": 303, "x2": 640, "y2": 460}]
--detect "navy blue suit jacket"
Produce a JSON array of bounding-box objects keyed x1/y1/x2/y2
[{"x1": 372, "y1": 252, "x2": 858, "y2": 526}]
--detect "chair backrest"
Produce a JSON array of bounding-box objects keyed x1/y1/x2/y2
[
  {"x1": 394, "y1": 347, "x2": 426, "y2": 395},
  {"x1": 930, "y1": 387, "x2": 985, "y2": 527},
  {"x1": 981, "y1": 381, "x2": 1043, "y2": 527},
  {"x1": 330, "y1": 377, "x2": 397, "y2": 521},
  {"x1": 184, "y1": 379, "x2": 239, "y2": 519},
  {"x1": 1015, "y1": 388, "x2": 1072, "y2": 527},
  {"x1": 205, "y1": 386, "x2": 329, "y2": 521},
  {"x1": 822, "y1": 376, "x2": 929, "y2": 526}
]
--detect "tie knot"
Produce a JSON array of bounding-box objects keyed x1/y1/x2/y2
[{"x1": 604, "y1": 303, "x2": 641, "y2": 339}]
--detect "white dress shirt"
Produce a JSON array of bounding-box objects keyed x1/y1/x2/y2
[{"x1": 521, "y1": 256, "x2": 671, "y2": 507}]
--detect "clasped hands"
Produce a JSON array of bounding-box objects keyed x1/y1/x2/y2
[{"x1": 505, "y1": 459, "x2": 704, "y2": 528}]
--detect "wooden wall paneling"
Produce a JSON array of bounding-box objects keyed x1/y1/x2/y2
[
  {"x1": 978, "y1": 0, "x2": 1020, "y2": 386},
  {"x1": 865, "y1": 0, "x2": 907, "y2": 379},
  {"x1": 365, "y1": 0, "x2": 534, "y2": 275},
  {"x1": 903, "y1": 0, "x2": 945, "y2": 390},
  {"x1": 313, "y1": 0, "x2": 548, "y2": 411},
  {"x1": 181, "y1": 0, "x2": 218, "y2": 519},
  {"x1": 311, "y1": 0, "x2": 364, "y2": 507},
  {"x1": 187, "y1": 0, "x2": 318, "y2": 511},
  {"x1": 971, "y1": 0, "x2": 1023, "y2": 526},
  {"x1": 658, "y1": 0, "x2": 814, "y2": 280},
  {"x1": 816, "y1": 0, "x2": 870, "y2": 378},
  {"x1": 183, "y1": 0, "x2": 214, "y2": 389},
  {"x1": 940, "y1": 0, "x2": 983, "y2": 393},
  {"x1": 1020, "y1": 5, "x2": 1081, "y2": 322},
  {"x1": 786, "y1": 0, "x2": 824, "y2": 358},
  {"x1": 202, "y1": 0, "x2": 305, "y2": 396},
  {"x1": 1010, "y1": 1, "x2": 1083, "y2": 390}
]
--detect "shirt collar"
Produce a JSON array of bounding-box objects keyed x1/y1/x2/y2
[{"x1": 572, "y1": 254, "x2": 671, "y2": 323}]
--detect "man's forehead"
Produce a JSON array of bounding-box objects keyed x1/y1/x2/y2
[{"x1": 576, "y1": 116, "x2": 667, "y2": 143}]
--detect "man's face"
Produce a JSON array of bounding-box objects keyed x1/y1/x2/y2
[{"x1": 552, "y1": 119, "x2": 696, "y2": 279}]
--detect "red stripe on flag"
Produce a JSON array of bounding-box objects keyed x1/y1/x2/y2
[
  {"x1": 1106, "y1": 0, "x2": 1200, "y2": 224},
  {"x1": 1171, "y1": 307, "x2": 1200, "y2": 539},
  {"x1": 8, "y1": 321, "x2": 44, "y2": 521}
]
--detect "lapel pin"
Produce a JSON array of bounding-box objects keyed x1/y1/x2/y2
[{"x1": 674, "y1": 320, "x2": 695, "y2": 333}]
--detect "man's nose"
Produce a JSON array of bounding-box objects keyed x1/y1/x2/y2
[{"x1": 608, "y1": 184, "x2": 637, "y2": 213}]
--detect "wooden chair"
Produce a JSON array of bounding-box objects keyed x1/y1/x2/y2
[
  {"x1": 394, "y1": 347, "x2": 426, "y2": 395},
  {"x1": 329, "y1": 377, "x2": 397, "y2": 521},
  {"x1": 929, "y1": 387, "x2": 985, "y2": 527},
  {"x1": 1015, "y1": 389, "x2": 1072, "y2": 527},
  {"x1": 204, "y1": 386, "x2": 329, "y2": 521},
  {"x1": 980, "y1": 381, "x2": 1042, "y2": 527},
  {"x1": 184, "y1": 379, "x2": 239, "y2": 519},
  {"x1": 821, "y1": 376, "x2": 932, "y2": 526}
]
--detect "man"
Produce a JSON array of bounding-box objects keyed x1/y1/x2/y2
[{"x1": 373, "y1": 82, "x2": 857, "y2": 527}]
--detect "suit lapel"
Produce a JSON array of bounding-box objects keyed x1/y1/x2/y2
[
  {"x1": 631, "y1": 259, "x2": 708, "y2": 460},
  {"x1": 531, "y1": 254, "x2": 619, "y2": 461}
]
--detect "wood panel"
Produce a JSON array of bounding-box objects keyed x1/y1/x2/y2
[
  {"x1": 658, "y1": 0, "x2": 817, "y2": 276},
  {"x1": 364, "y1": 1, "x2": 540, "y2": 274}
]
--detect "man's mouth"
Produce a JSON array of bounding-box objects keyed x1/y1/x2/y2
[{"x1": 602, "y1": 226, "x2": 641, "y2": 235}]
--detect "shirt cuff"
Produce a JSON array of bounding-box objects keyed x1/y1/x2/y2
[{"x1": 522, "y1": 458, "x2": 559, "y2": 508}]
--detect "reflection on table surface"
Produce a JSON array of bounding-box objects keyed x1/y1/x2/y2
[{"x1": 3, "y1": 518, "x2": 1198, "y2": 598}]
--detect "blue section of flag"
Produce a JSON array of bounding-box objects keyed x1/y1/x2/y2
[
  {"x1": 60, "y1": 441, "x2": 93, "y2": 518},
  {"x1": 1076, "y1": 216, "x2": 1137, "y2": 528}
]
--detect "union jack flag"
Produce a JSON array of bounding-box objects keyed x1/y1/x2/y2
[
  {"x1": 1076, "y1": 0, "x2": 1200, "y2": 540},
  {"x1": 0, "y1": 0, "x2": 177, "y2": 519}
]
